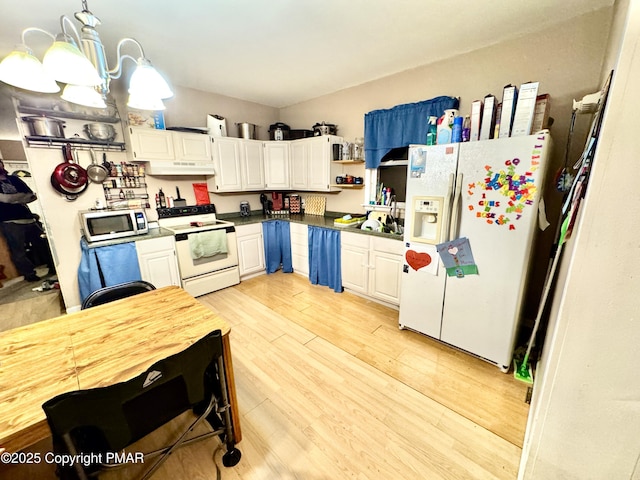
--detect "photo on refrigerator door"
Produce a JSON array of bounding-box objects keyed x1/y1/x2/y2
[{"x1": 435, "y1": 237, "x2": 478, "y2": 277}]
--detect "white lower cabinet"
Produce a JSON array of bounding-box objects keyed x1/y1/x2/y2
[
  {"x1": 136, "y1": 235, "x2": 181, "y2": 288},
  {"x1": 341, "y1": 231, "x2": 403, "y2": 306},
  {"x1": 236, "y1": 223, "x2": 265, "y2": 279},
  {"x1": 290, "y1": 222, "x2": 309, "y2": 276}
]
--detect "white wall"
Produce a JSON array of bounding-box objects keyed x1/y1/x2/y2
[{"x1": 519, "y1": 0, "x2": 640, "y2": 478}]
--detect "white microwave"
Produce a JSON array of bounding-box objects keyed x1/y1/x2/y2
[{"x1": 80, "y1": 209, "x2": 149, "y2": 243}]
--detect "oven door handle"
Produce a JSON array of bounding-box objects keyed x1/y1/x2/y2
[{"x1": 175, "y1": 226, "x2": 235, "y2": 242}]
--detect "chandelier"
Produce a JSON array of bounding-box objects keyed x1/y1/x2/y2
[{"x1": 0, "y1": 0, "x2": 173, "y2": 110}]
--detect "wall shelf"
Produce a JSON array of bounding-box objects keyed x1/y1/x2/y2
[
  {"x1": 103, "y1": 163, "x2": 150, "y2": 209},
  {"x1": 15, "y1": 95, "x2": 126, "y2": 152},
  {"x1": 332, "y1": 159, "x2": 364, "y2": 164},
  {"x1": 17, "y1": 105, "x2": 121, "y2": 124},
  {"x1": 24, "y1": 135, "x2": 126, "y2": 151},
  {"x1": 332, "y1": 184, "x2": 364, "y2": 189}
]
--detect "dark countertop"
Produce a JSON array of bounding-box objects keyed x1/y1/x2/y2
[
  {"x1": 219, "y1": 211, "x2": 404, "y2": 241},
  {"x1": 81, "y1": 226, "x2": 175, "y2": 249}
]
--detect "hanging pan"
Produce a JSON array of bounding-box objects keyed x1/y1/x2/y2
[
  {"x1": 51, "y1": 143, "x2": 89, "y2": 201},
  {"x1": 86, "y1": 148, "x2": 108, "y2": 183}
]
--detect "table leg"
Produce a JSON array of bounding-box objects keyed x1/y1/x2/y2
[{"x1": 222, "y1": 333, "x2": 242, "y2": 443}]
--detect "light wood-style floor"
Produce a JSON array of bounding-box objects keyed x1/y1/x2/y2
[{"x1": 2, "y1": 272, "x2": 530, "y2": 480}]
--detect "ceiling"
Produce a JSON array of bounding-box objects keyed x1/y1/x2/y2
[{"x1": 0, "y1": 0, "x2": 614, "y2": 108}]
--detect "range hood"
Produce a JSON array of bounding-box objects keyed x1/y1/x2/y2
[{"x1": 144, "y1": 160, "x2": 215, "y2": 176}]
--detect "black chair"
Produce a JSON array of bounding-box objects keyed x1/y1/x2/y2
[
  {"x1": 81, "y1": 280, "x2": 156, "y2": 310},
  {"x1": 42, "y1": 329, "x2": 242, "y2": 480}
]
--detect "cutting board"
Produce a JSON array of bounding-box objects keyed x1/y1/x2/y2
[
  {"x1": 305, "y1": 196, "x2": 326, "y2": 216},
  {"x1": 368, "y1": 210, "x2": 388, "y2": 225}
]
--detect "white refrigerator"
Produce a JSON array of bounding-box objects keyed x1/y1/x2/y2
[{"x1": 398, "y1": 133, "x2": 551, "y2": 371}]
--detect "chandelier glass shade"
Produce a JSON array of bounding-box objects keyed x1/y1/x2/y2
[
  {"x1": 0, "y1": 45, "x2": 61, "y2": 93},
  {"x1": 61, "y1": 84, "x2": 107, "y2": 108},
  {"x1": 42, "y1": 35, "x2": 103, "y2": 87}
]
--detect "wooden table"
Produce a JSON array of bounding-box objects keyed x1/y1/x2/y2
[{"x1": 0, "y1": 286, "x2": 241, "y2": 453}]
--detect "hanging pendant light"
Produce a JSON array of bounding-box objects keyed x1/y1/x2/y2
[{"x1": 0, "y1": 1, "x2": 172, "y2": 110}]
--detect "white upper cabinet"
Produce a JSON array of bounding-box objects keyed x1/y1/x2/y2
[
  {"x1": 209, "y1": 137, "x2": 243, "y2": 192},
  {"x1": 208, "y1": 137, "x2": 265, "y2": 192},
  {"x1": 240, "y1": 139, "x2": 266, "y2": 190},
  {"x1": 129, "y1": 127, "x2": 211, "y2": 162},
  {"x1": 129, "y1": 128, "x2": 175, "y2": 161},
  {"x1": 129, "y1": 127, "x2": 215, "y2": 175},
  {"x1": 264, "y1": 141, "x2": 290, "y2": 189},
  {"x1": 172, "y1": 131, "x2": 212, "y2": 162},
  {"x1": 307, "y1": 135, "x2": 335, "y2": 191},
  {"x1": 290, "y1": 135, "x2": 342, "y2": 192},
  {"x1": 290, "y1": 140, "x2": 308, "y2": 190}
]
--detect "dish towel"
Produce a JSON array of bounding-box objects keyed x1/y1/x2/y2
[{"x1": 189, "y1": 230, "x2": 228, "y2": 259}]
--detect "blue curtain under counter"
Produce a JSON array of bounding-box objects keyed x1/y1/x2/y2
[
  {"x1": 262, "y1": 220, "x2": 293, "y2": 274},
  {"x1": 308, "y1": 226, "x2": 342, "y2": 293},
  {"x1": 78, "y1": 239, "x2": 142, "y2": 302}
]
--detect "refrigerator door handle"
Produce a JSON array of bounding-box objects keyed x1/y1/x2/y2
[
  {"x1": 441, "y1": 173, "x2": 455, "y2": 242},
  {"x1": 449, "y1": 173, "x2": 463, "y2": 240}
]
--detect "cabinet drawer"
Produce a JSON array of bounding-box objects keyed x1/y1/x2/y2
[
  {"x1": 341, "y1": 231, "x2": 370, "y2": 249},
  {"x1": 236, "y1": 223, "x2": 262, "y2": 237},
  {"x1": 290, "y1": 223, "x2": 308, "y2": 246},
  {"x1": 289, "y1": 222, "x2": 307, "y2": 234},
  {"x1": 371, "y1": 236, "x2": 403, "y2": 255},
  {"x1": 136, "y1": 235, "x2": 176, "y2": 254}
]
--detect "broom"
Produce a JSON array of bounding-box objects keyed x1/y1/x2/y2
[{"x1": 514, "y1": 218, "x2": 568, "y2": 383}]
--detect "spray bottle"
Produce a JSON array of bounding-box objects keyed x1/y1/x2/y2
[{"x1": 426, "y1": 116, "x2": 437, "y2": 146}]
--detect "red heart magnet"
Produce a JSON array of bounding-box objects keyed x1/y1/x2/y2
[{"x1": 405, "y1": 250, "x2": 432, "y2": 271}]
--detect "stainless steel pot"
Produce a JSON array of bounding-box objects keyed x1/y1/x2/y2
[
  {"x1": 22, "y1": 116, "x2": 65, "y2": 138},
  {"x1": 312, "y1": 121, "x2": 337, "y2": 136},
  {"x1": 236, "y1": 122, "x2": 258, "y2": 139},
  {"x1": 84, "y1": 123, "x2": 117, "y2": 142}
]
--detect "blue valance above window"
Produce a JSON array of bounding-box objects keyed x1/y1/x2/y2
[{"x1": 364, "y1": 95, "x2": 459, "y2": 169}]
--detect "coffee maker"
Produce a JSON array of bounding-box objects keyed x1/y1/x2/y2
[
  {"x1": 240, "y1": 201, "x2": 250, "y2": 217},
  {"x1": 260, "y1": 193, "x2": 272, "y2": 215}
]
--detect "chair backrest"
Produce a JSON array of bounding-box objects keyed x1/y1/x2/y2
[
  {"x1": 42, "y1": 329, "x2": 224, "y2": 459},
  {"x1": 81, "y1": 280, "x2": 156, "y2": 310}
]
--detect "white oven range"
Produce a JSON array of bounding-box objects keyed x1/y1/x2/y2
[{"x1": 157, "y1": 204, "x2": 239, "y2": 297}]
